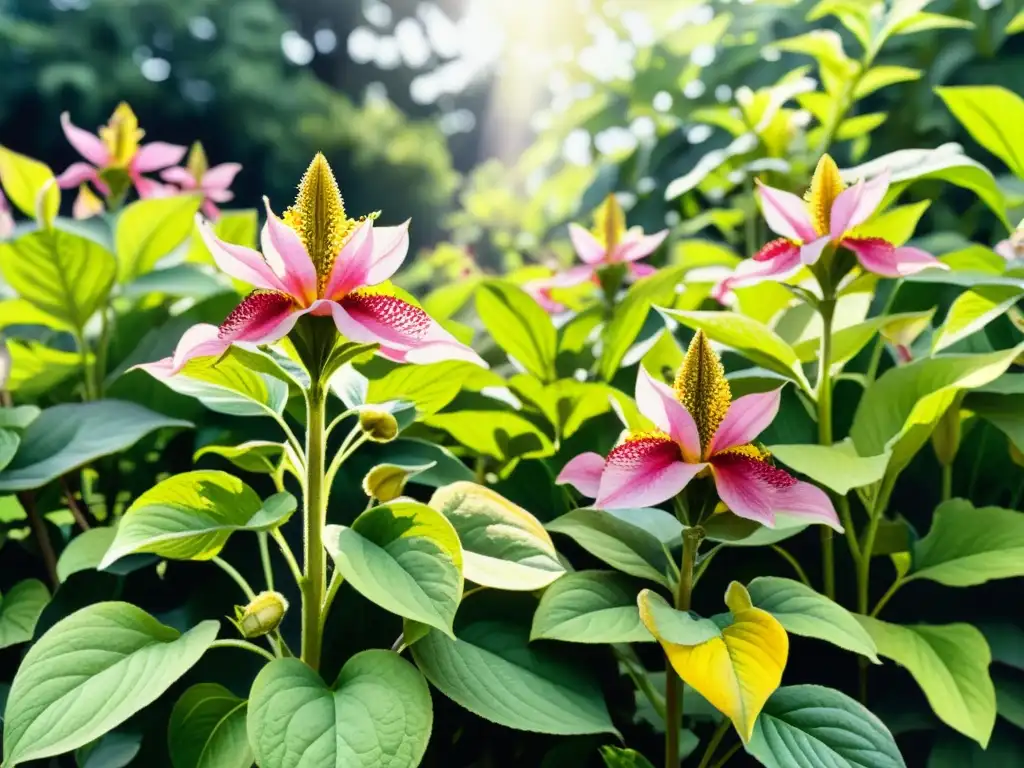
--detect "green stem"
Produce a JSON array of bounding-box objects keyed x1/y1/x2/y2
[
  {"x1": 95, "y1": 305, "x2": 112, "y2": 397},
  {"x1": 771, "y1": 545, "x2": 811, "y2": 586},
  {"x1": 258, "y1": 532, "x2": 275, "y2": 591},
  {"x1": 941, "y1": 463, "x2": 953, "y2": 503},
  {"x1": 666, "y1": 528, "x2": 701, "y2": 768},
  {"x1": 614, "y1": 645, "x2": 666, "y2": 722},
  {"x1": 870, "y1": 577, "x2": 903, "y2": 618},
  {"x1": 816, "y1": 299, "x2": 837, "y2": 601},
  {"x1": 324, "y1": 431, "x2": 369, "y2": 490},
  {"x1": 212, "y1": 556, "x2": 257, "y2": 601},
  {"x1": 272, "y1": 414, "x2": 306, "y2": 470},
  {"x1": 301, "y1": 382, "x2": 328, "y2": 671},
  {"x1": 318, "y1": 569, "x2": 344, "y2": 637},
  {"x1": 210, "y1": 639, "x2": 276, "y2": 663},
  {"x1": 696, "y1": 718, "x2": 732, "y2": 768},
  {"x1": 271, "y1": 528, "x2": 303, "y2": 589},
  {"x1": 708, "y1": 743, "x2": 741, "y2": 768},
  {"x1": 74, "y1": 330, "x2": 97, "y2": 401}
]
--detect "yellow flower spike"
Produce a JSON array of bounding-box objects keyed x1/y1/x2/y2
[
  {"x1": 186, "y1": 141, "x2": 209, "y2": 181},
  {"x1": 674, "y1": 330, "x2": 731, "y2": 456},
  {"x1": 638, "y1": 582, "x2": 788, "y2": 743},
  {"x1": 592, "y1": 193, "x2": 626, "y2": 250},
  {"x1": 804, "y1": 154, "x2": 845, "y2": 237},
  {"x1": 98, "y1": 102, "x2": 144, "y2": 168},
  {"x1": 283, "y1": 152, "x2": 354, "y2": 288}
]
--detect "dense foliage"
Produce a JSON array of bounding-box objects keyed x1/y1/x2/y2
[{"x1": 1, "y1": 1, "x2": 1024, "y2": 767}]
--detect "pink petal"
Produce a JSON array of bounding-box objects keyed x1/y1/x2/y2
[
  {"x1": 160, "y1": 167, "x2": 197, "y2": 187},
  {"x1": 0, "y1": 210, "x2": 14, "y2": 240},
  {"x1": 756, "y1": 181, "x2": 816, "y2": 243},
  {"x1": 800, "y1": 235, "x2": 832, "y2": 266},
  {"x1": 547, "y1": 264, "x2": 597, "y2": 288},
  {"x1": 711, "y1": 243, "x2": 802, "y2": 303},
  {"x1": 196, "y1": 214, "x2": 291, "y2": 294},
  {"x1": 708, "y1": 389, "x2": 782, "y2": 455},
  {"x1": 201, "y1": 162, "x2": 242, "y2": 190},
  {"x1": 132, "y1": 174, "x2": 174, "y2": 199},
  {"x1": 135, "y1": 323, "x2": 228, "y2": 379},
  {"x1": 205, "y1": 187, "x2": 234, "y2": 203},
  {"x1": 323, "y1": 221, "x2": 374, "y2": 300},
  {"x1": 201, "y1": 200, "x2": 221, "y2": 219},
  {"x1": 132, "y1": 142, "x2": 188, "y2": 173},
  {"x1": 596, "y1": 436, "x2": 704, "y2": 510},
  {"x1": 614, "y1": 229, "x2": 669, "y2": 263},
  {"x1": 627, "y1": 262, "x2": 657, "y2": 281},
  {"x1": 60, "y1": 113, "x2": 110, "y2": 166},
  {"x1": 829, "y1": 171, "x2": 890, "y2": 237},
  {"x1": 523, "y1": 279, "x2": 565, "y2": 313},
  {"x1": 556, "y1": 452, "x2": 606, "y2": 498},
  {"x1": 56, "y1": 162, "x2": 100, "y2": 190},
  {"x1": 843, "y1": 238, "x2": 948, "y2": 277},
  {"x1": 773, "y1": 479, "x2": 843, "y2": 532},
  {"x1": 635, "y1": 367, "x2": 701, "y2": 461},
  {"x1": 995, "y1": 239, "x2": 1018, "y2": 261},
  {"x1": 261, "y1": 198, "x2": 318, "y2": 304},
  {"x1": 364, "y1": 221, "x2": 411, "y2": 285},
  {"x1": 568, "y1": 223, "x2": 608, "y2": 265}
]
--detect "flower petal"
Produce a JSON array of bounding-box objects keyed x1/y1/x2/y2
[
  {"x1": 556, "y1": 452, "x2": 606, "y2": 498},
  {"x1": 160, "y1": 167, "x2": 197, "y2": 187},
  {"x1": 711, "y1": 243, "x2": 802, "y2": 303},
  {"x1": 800, "y1": 235, "x2": 831, "y2": 266},
  {"x1": 364, "y1": 221, "x2": 411, "y2": 285},
  {"x1": 56, "y1": 162, "x2": 101, "y2": 190},
  {"x1": 627, "y1": 262, "x2": 657, "y2": 281},
  {"x1": 132, "y1": 141, "x2": 188, "y2": 173},
  {"x1": 709, "y1": 454, "x2": 778, "y2": 526},
  {"x1": 132, "y1": 174, "x2": 174, "y2": 199},
  {"x1": 596, "y1": 436, "x2": 704, "y2": 509},
  {"x1": 201, "y1": 200, "x2": 221, "y2": 219},
  {"x1": 202, "y1": 162, "x2": 242, "y2": 190},
  {"x1": 568, "y1": 223, "x2": 608, "y2": 265},
  {"x1": 261, "y1": 197, "x2": 318, "y2": 304},
  {"x1": 135, "y1": 323, "x2": 228, "y2": 379},
  {"x1": 196, "y1": 214, "x2": 291, "y2": 294},
  {"x1": 756, "y1": 182, "x2": 816, "y2": 242},
  {"x1": 523, "y1": 279, "x2": 565, "y2": 313},
  {"x1": 636, "y1": 367, "x2": 701, "y2": 461},
  {"x1": 615, "y1": 228, "x2": 669, "y2": 262},
  {"x1": 322, "y1": 221, "x2": 374, "y2": 300},
  {"x1": 829, "y1": 171, "x2": 890, "y2": 238},
  {"x1": 72, "y1": 185, "x2": 104, "y2": 220},
  {"x1": 773, "y1": 479, "x2": 842, "y2": 532},
  {"x1": 709, "y1": 389, "x2": 781, "y2": 455},
  {"x1": 843, "y1": 238, "x2": 948, "y2": 277},
  {"x1": 547, "y1": 264, "x2": 597, "y2": 288},
  {"x1": 60, "y1": 113, "x2": 110, "y2": 167}
]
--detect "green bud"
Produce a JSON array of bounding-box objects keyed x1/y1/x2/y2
[
  {"x1": 359, "y1": 408, "x2": 399, "y2": 443},
  {"x1": 235, "y1": 590, "x2": 288, "y2": 638},
  {"x1": 362, "y1": 463, "x2": 409, "y2": 502}
]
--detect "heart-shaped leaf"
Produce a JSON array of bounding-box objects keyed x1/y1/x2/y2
[
  {"x1": 157, "y1": 349, "x2": 291, "y2": 418},
  {"x1": 101, "y1": 471, "x2": 296, "y2": 567},
  {"x1": 639, "y1": 582, "x2": 789, "y2": 742},
  {"x1": 168, "y1": 683, "x2": 253, "y2": 768},
  {"x1": 2, "y1": 603, "x2": 218, "y2": 767},
  {"x1": 324, "y1": 499, "x2": 463, "y2": 637},
  {"x1": 247, "y1": 651, "x2": 431, "y2": 768},
  {"x1": 0, "y1": 579, "x2": 49, "y2": 650},
  {"x1": 531, "y1": 570, "x2": 652, "y2": 644},
  {"x1": 429, "y1": 482, "x2": 564, "y2": 591}
]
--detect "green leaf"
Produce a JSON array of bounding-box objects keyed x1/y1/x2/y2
[
  {"x1": 660, "y1": 309, "x2": 810, "y2": 392},
  {"x1": 476, "y1": 280, "x2": 557, "y2": 381},
  {"x1": 0, "y1": 229, "x2": 116, "y2": 333},
  {"x1": 168, "y1": 683, "x2": 253, "y2": 768},
  {"x1": 856, "y1": 616, "x2": 995, "y2": 747},
  {"x1": 936, "y1": 87, "x2": 1024, "y2": 178},
  {"x1": 323, "y1": 499, "x2": 463, "y2": 638},
  {"x1": 0, "y1": 430, "x2": 19, "y2": 473},
  {"x1": 836, "y1": 113, "x2": 887, "y2": 141},
  {"x1": 425, "y1": 409, "x2": 555, "y2": 461},
  {"x1": 115, "y1": 195, "x2": 202, "y2": 282},
  {"x1": 429, "y1": 482, "x2": 564, "y2": 591},
  {"x1": 5, "y1": 341, "x2": 87, "y2": 397},
  {"x1": 599, "y1": 266, "x2": 685, "y2": 381},
  {"x1": 76, "y1": 731, "x2": 142, "y2": 768},
  {"x1": 854, "y1": 201, "x2": 931, "y2": 247},
  {"x1": 361, "y1": 439, "x2": 474, "y2": 487},
  {"x1": 967, "y1": 391, "x2": 1024, "y2": 453},
  {"x1": 600, "y1": 746, "x2": 656, "y2": 768},
  {"x1": 363, "y1": 360, "x2": 497, "y2": 418},
  {"x1": 2, "y1": 603, "x2": 219, "y2": 767},
  {"x1": 101, "y1": 472, "x2": 295, "y2": 567},
  {"x1": 57, "y1": 527, "x2": 117, "y2": 582},
  {"x1": 0, "y1": 145, "x2": 59, "y2": 222},
  {"x1": 907, "y1": 499, "x2": 1024, "y2": 587},
  {"x1": 791, "y1": 310, "x2": 936, "y2": 368},
  {"x1": 195, "y1": 440, "x2": 287, "y2": 475},
  {"x1": 769, "y1": 440, "x2": 890, "y2": 495},
  {"x1": 0, "y1": 400, "x2": 191, "y2": 492},
  {"x1": 933, "y1": 285, "x2": 1023, "y2": 352},
  {"x1": 157, "y1": 348, "x2": 291, "y2": 417},
  {"x1": 187, "y1": 209, "x2": 257, "y2": 267},
  {"x1": 746, "y1": 577, "x2": 879, "y2": 662},
  {"x1": 531, "y1": 571, "x2": 653, "y2": 644},
  {"x1": 854, "y1": 66, "x2": 922, "y2": 99},
  {"x1": 747, "y1": 684, "x2": 905, "y2": 768},
  {"x1": 891, "y1": 11, "x2": 973, "y2": 36},
  {"x1": 411, "y1": 614, "x2": 615, "y2": 735},
  {"x1": 247, "y1": 652, "x2": 431, "y2": 768},
  {"x1": 0, "y1": 579, "x2": 49, "y2": 650},
  {"x1": 547, "y1": 508, "x2": 672, "y2": 588},
  {"x1": 1009, "y1": 9, "x2": 1024, "y2": 35}
]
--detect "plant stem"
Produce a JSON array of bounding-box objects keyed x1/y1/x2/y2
[
  {"x1": 258, "y1": 532, "x2": 274, "y2": 591},
  {"x1": 771, "y1": 545, "x2": 811, "y2": 586},
  {"x1": 708, "y1": 743, "x2": 741, "y2": 768},
  {"x1": 666, "y1": 528, "x2": 701, "y2": 768},
  {"x1": 318, "y1": 569, "x2": 344, "y2": 637},
  {"x1": 21, "y1": 491, "x2": 58, "y2": 588},
  {"x1": 816, "y1": 298, "x2": 837, "y2": 600},
  {"x1": 271, "y1": 528, "x2": 303, "y2": 588},
  {"x1": 95, "y1": 305, "x2": 112, "y2": 398},
  {"x1": 301, "y1": 381, "x2": 328, "y2": 671},
  {"x1": 870, "y1": 577, "x2": 903, "y2": 618},
  {"x1": 74, "y1": 331, "x2": 97, "y2": 401},
  {"x1": 940, "y1": 463, "x2": 953, "y2": 503},
  {"x1": 60, "y1": 476, "x2": 91, "y2": 531},
  {"x1": 210, "y1": 639, "x2": 276, "y2": 663},
  {"x1": 212, "y1": 556, "x2": 257, "y2": 601},
  {"x1": 615, "y1": 645, "x2": 666, "y2": 722},
  {"x1": 696, "y1": 718, "x2": 732, "y2": 768}
]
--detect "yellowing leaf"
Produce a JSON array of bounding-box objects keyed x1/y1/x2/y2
[{"x1": 638, "y1": 582, "x2": 788, "y2": 742}]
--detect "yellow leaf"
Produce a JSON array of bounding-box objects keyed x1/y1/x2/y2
[{"x1": 638, "y1": 582, "x2": 788, "y2": 742}]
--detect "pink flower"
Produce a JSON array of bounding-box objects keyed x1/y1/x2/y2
[
  {"x1": 0, "y1": 190, "x2": 13, "y2": 239},
  {"x1": 56, "y1": 102, "x2": 186, "y2": 204},
  {"x1": 161, "y1": 142, "x2": 241, "y2": 219},
  {"x1": 523, "y1": 278, "x2": 566, "y2": 313},
  {"x1": 713, "y1": 154, "x2": 947, "y2": 302},
  {"x1": 995, "y1": 229, "x2": 1024, "y2": 263},
  {"x1": 557, "y1": 331, "x2": 839, "y2": 530},
  {"x1": 138, "y1": 154, "x2": 485, "y2": 379}
]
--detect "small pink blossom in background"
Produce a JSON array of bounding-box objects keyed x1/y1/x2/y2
[
  {"x1": 0, "y1": 190, "x2": 13, "y2": 239},
  {"x1": 995, "y1": 228, "x2": 1024, "y2": 264},
  {"x1": 161, "y1": 142, "x2": 241, "y2": 220}
]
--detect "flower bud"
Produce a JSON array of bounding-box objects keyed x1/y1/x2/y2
[
  {"x1": 359, "y1": 408, "x2": 399, "y2": 443},
  {"x1": 362, "y1": 463, "x2": 409, "y2": 502},
  {"x1": 235, "y1": 590, "x2": 288, "y2": 638}
]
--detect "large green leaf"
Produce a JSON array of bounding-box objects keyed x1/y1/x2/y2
[
  {"x1": 531, "y1": 571, "x2": 652, "y2": 644},
  {"x1": 932, "y1": 285, "x2": 1023, "y2": 352},
  {"x1": 936, "y1": 86, "x2": 1024, "y2": 178},
  {"x1": 661, "y1": 309, "x2": 811, "y2": 392},
  {"x1": 158, "y1": 348, "x2": 291, "y2": 417},
  {"x1": 115, "y1": 195, "x2": 202, "y2": 282},
  {"x1": 194, "y1": 440, "x2": 288, "y2": 475},
  {"x1": 747, "y1": 577, "x2": 878, "y2": 662},
  {"x1": 476, "y1": 280, "x2": 557, "y2": 381},
  {"x1": 57, "y1": 527, "x2": 116, "y2": 582},
  {"x1": 101, "y1": 471, "x2": 295, "y2": 567},
  {"x1": 358, "y1": 439, "x2": 474, "y2": 487},
  {"x1": 5, "y1": 341, "x2": 85, "y2": 397},
  {"x1": 0, "y1": 145, "x2": 59, "y2": 222},
  {"x1": 0, "y1": 579, "x2": 49, "y2": 650},
  {"x1": 168, "y1": 683, "x2": 252, "y2": 768},
  {"x1": 247, "y1": 652, "x2": 431, "y2": 768},
  {"x1": 0, "y1": 228, "x2": 116, "y2": 333},
  {"x1": 411, "y1": 614, "x2": 615, "y2": 735},
  {"x1": 747, "y1": 685, "x2": 905, "y2": 767},
  {"x1": 428, "y1": 482, "x2": 564, "y2": 591},
  {"x1": 769, "y1": 440, "x2": 890, "y2": 495},
  {"x1": 547, "y1": 508, "x2": 672, "y2": 588},
  {"x1": 856, "y1": 616, "x2": 995, "y2": 747},
  {"x1": 425, "y1": 409, "x2": 555, "y2": 461},
  {"x1": 2, "y1": 603, "x2": 219, "y2": 767},
  {"x1": 791, "y1": 311, "x2": 935, "y2": 369},
  {"x1": 362, "y1": 360, "x2": 497, "y2": 418},
  {"x1": 323, "y1": 499, "x2": 463, "y2": 637},
  {"x1": 968, "y1": 391, "x2": 1024, "y2": 452},
  {"x1": 907, "y1": 499, "x2": 1024, "y2": 587},
  {"x1": 0, "y1": 400, "x2": 190, "y2": 492}
]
